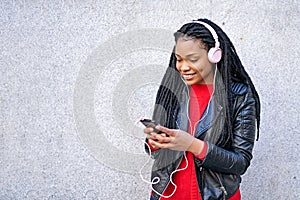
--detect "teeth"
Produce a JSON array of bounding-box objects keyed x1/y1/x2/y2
[{"x1": 183, "y1": 74, "x2": 194, "y2": 79}]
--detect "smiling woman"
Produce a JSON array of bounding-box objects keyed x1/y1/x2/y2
[
  {"x1": 143, "y1": 18, "x2": 261, "y2": 200},
  {"x1": 175, "y1": 38, "x2": 215, "y2": 85}
]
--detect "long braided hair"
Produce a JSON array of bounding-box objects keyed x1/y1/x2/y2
[{"x1": 152, "y1": 18, "x2": 261, "y2": 146}]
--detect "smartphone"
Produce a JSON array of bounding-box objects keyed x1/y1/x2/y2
[{"x1": 140, "y1": 118, "x2": 162, "y2": 134}]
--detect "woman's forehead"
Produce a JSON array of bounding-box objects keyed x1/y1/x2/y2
[{"x1": 175, "y1": 38, "x2": 207, "y2": 56}]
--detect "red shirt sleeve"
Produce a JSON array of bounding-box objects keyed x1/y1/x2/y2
[
  {"x1": 147, "y1": 139, "x2": 159, "y2": 151},
  {"x1": 195, "y1": 141, "x2": 208, "y2": 160}
]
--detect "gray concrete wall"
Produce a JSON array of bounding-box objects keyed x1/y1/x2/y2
[{"x1": 1, "y1": 0, "x2": 299, "y2": 199}]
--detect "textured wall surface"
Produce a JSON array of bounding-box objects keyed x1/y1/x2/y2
[{"x1": 1, "y1": 0, "x2": 299, "y2": 199}]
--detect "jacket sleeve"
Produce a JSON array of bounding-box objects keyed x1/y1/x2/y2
[{"x1": 197, "y1": 87, "x2": 257, "y2": 175}]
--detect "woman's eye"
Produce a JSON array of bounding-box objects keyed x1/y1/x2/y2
[
  {"x1": 190, "y1": 59, "x2": 198, "y2": 63},
  {"x1": 176, "y1": 59, "x2": 182, "y2": 62}
]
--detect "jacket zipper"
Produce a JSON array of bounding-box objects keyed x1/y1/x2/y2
[
  {"x1": 201, "y1": 168, "x2": 228, "y2": 200},
  {"x1": 216, "y1": 173, "x2": 228, "y2": 200},
  {"x1": 199, "y1": 167, "x2": 204, "y2": 198}
]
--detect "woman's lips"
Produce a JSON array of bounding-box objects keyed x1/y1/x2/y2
[{"x1": 182, "y1": 73, "x2": 196, "y2": 80}]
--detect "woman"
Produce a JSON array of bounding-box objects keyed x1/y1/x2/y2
[{"x1": 144, "y1": 18, "x2": 260, "y2": 200}]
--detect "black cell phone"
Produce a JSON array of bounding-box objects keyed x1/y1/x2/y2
[{"x1": 140, "y1": 118, "x2": 162, "y2": 134}]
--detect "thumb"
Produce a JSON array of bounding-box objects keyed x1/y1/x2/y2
[{"x1": 156, "y1": 125, "x2": 175, "y2": 136}]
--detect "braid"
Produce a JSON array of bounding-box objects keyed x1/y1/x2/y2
[
  {"x1": 153, "y1": 19, "x2": 261, "y2": 146},
  {"x1": 152, "y1": 51, "x2": 185, "y2": 129},
  {"x1": 201, "y1": 19, "x2": 261, "y2": 140}
]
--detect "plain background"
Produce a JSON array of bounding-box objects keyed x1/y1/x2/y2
[{"x1": 1, "y1": 0, "x2": 299, "y2": 199}]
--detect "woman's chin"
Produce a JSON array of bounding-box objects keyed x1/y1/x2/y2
[{"x1": 184, "y1": 79, "x2": 196, "y2": 85}]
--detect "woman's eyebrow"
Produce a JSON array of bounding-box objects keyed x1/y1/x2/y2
[
  {"x1": 186, "y1": 53, "x2": 199, "y2": 58},
  {"x1": 175, "y1": 53, "x2": 199, "y2": 58}
]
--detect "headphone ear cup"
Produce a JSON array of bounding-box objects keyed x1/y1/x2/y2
[{"x1": 208, "y1": 47, "x2": 222, "y2": 63}]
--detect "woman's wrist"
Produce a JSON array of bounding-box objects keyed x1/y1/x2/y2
[{"x1": 187, "y1": 138, "x2": 205, "y2": 156}]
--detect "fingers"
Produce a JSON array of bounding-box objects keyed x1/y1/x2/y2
[
  {"x1": 144, "y1": 127, "x2": 157, "y2": 141},
  {"x1": 145, "y1": 125, "x2": 174, "y2": 137},
  {"x1": 154, "y1": 133, "x2": 172, "y2": 143},
  {"x1": 145, "y1": 126, "x2": 194, "y2": 151},
  {"x1": 155, "y1": 125, "x2": 169, "y2": 133},
  {"x1": 149, "y1": 138, "x2": 172, "y2": 149},
  {"x1": 144, "y1": 126, "x2": 179, "y2": 150},
  {"x1": 147, "y1": 132, "x2": 172, "y2": 144},
  {"x1": 160, "y1": 133, "x2": 167, "y2": 137},
  {"x1": 156, "y1": 125, "x2": 176, "y2": 137},
  {"x1": 144, "y1": 127, "x2": 154, "y2": 134}
]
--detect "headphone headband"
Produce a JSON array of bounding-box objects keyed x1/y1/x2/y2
[
  {"x1": 188, "y1": 20, "x2": 222, "y2": 63},
  {"x1": 190, "y1": 20, "x2": 220, "y2": 49}
]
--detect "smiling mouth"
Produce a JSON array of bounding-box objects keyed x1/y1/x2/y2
[{"x1": 182, "y1": 73, "x2": 196, "y2": 80}]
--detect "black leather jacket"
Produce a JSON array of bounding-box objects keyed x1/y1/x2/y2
[{"x1": 148, "y1": 82, "x2": 257, "y2": 200}]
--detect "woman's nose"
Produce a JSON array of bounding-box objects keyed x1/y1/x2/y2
[{"x1": 180, "y1": 61, "x2": 191, "y2": 72}]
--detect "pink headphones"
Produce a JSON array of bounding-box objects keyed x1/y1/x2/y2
[{"x1": 191, "y1": 21, "x2": 222, "y2": 63}]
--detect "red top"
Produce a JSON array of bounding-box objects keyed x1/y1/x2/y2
[{"x1": 151, "y1": 84, "x2": 240, "y2": 200}]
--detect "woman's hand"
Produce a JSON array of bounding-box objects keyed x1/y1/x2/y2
[
  {"x1": 144, "y1": 125, "x2": 204, "y2": 153},
  {"x1": 144, "y1": 126, "x2": 166, "y2": 149}
]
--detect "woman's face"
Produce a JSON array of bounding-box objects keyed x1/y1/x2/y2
[{"x1": 175, "y1": 37, "x2": 215, "y2": 85}]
